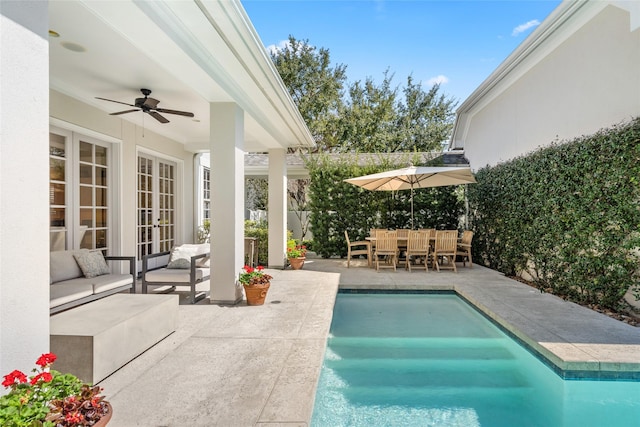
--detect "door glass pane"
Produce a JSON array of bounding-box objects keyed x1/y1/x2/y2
[
  {"x1": 95, "y1": 230, "x2": 107, "y2": 249},
  {"x1": 96, "y1": 166, "x2": 107, "y2": 186},
  {"x1": 79, "y1": 164, "x2": 92, "y2": 184},
  {"x1": 79, "y1": 141, "x2": 92, "y2": 163},
  {"x1": 79, "y1": 186, "x2": 92, "y2": 206},
  {"x1": 80, "y1": 232, "x2": 93, "y2": 249},
  {"x1": 96, "y1": 187, "x2": 107, "y2": 207},
  {"x1": 95, "y1": 146, "x2": 107, "y2": 166},
  {"x1": 50, "y1": 208, "x2": 65, "y2": 227},
  {"x1": 96, "y1": 209, "x2": 107, "y2": 227},
  {"x1": 80, "y1": 208, "x2": 93, "y2": 227},
  {"x1": 50, "y1": 183, "x2": 65, "y2": 205},
  {"x1": 50, "y1": 133, "x2": 66, "y2": 157},
  {"x1": 50, "y1": 159, "x2": 66, "y2": 181}
]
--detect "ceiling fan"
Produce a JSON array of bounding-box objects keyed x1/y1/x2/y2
[{"x1": 95, "y1": 88, "x2": 194, "y2": 123}]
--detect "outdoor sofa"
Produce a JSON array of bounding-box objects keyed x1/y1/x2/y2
[{"x1": 49, "y1": 249, "x2": 135, "y2": 314}]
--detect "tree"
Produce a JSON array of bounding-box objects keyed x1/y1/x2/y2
[
  {"x1": 288, "y1": 178, "x2": 311, "y2": 240},
  {"x1": 393, "y1": 76, "x2": 458, "y2": 152},
  {"x1": 270, "y1": 36, "x2": 347, "y2": 152},
  {"x1": 333, "y1": 72, "x2": 458, "y2": 153},
  {"x1": 336, "y1": 70, "x2": 399, "y2": 152}
]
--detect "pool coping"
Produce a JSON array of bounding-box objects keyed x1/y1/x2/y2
[{"x1": 338, "y1": 283, "x2": 640, "y2": 381}]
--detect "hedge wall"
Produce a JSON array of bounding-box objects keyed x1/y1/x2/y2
[
  {"x1": 306, "y1": 154, "x2": 464, "y2": 258},
  {"x1": 467, "y1": 118, "x2": 640, "y2": 309}
]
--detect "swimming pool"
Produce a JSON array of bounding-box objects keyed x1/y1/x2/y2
[{"x1": 311, "y1": 293, "x2": 640, "y2": 427}]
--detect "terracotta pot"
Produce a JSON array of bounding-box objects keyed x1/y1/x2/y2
[
  {"x1": 243, "y1": 282, "x2": 270, "y2": 306},
  {"x1": 288, "y1": 256, "x2": 305, "y2": 270},
  {"x1": 95, "y1": 402, "x2": 113, "y2": 426}
]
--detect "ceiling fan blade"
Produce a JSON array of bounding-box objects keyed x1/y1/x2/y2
[
  {"x1": 110, "y1": 109, "x2": 139, "y2": 116},
  {"x1": 148, "y1": 111, "x2": 169, "y2": 124},
  {"x1": 95, "y1": 97, "x2": 136, "y2": 107},
  {"x1": 155, "y1": 108, "x2": 195, "y2": 117}
]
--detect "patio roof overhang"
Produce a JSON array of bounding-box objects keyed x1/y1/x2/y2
[
  {"x1": 48, "y1": 0, "x2": 314, "y2": 152},
  {"x1": 242, "y1": 151, "x2": 470, "y2": 180}
]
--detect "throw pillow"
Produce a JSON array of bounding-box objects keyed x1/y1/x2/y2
[
  {"x1": 74, "y1": 251, "x2": 110, "y2": 278},
  {"x1": 167, "y1": 258, "x2": 191, "y2": 269}
]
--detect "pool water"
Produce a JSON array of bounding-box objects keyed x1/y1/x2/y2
[{"x1": 311, "y1": 293, "x2": 640, "y2": 427}]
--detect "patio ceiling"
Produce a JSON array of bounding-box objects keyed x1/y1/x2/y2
[{"x1": 48, "y1": 0, "x2": 314, "y2": 152}]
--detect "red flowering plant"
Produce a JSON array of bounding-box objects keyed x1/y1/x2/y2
[
  {"x1": 0, "y1": 353, "x2": 110, "y2": 427},
  {"x1": 286, "y1": 239, "x2": 307, "y2": 259},
  {"x1": 238, "y1": 265, "x2": 272, "y2": 286}
]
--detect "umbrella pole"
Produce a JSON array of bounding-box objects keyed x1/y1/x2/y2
[{"x1": 410, "y1": 185, "x2": 414, "y2": 229}]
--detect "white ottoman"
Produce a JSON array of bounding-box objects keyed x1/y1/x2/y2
[{"x1": 50, "y1": 293, "x2": 178, "y2": 384}]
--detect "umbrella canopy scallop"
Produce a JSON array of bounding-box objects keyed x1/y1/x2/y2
[{"x1": 344, "y1": 166, "x2": 476, "y2": 191}]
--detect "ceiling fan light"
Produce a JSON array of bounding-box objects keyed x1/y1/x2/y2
[{"x1": 61, "y1": 41, "x2": 86, "y2": 53}]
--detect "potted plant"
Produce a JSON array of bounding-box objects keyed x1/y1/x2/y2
[
  {"x1": 238, "y1": 265, "x2": 273, "y2": 306},
  {"x1": 286, "y1": 240, "x2": 307, "y2": 270},
  {"x1": 0, "y1": 353, "x2": 112, "y2": 426}
]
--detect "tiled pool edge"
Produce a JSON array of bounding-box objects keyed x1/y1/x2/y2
[{"x1": 338, "y1": 285, "x2": 640, "y2": 381}]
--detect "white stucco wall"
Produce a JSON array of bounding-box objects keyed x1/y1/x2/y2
[
  {"x1": 459, "y1": 4, "x2": 640, "y2": 169},
  {"x1": 0, "y1": 1, "x2": 50, "y2": 382}
]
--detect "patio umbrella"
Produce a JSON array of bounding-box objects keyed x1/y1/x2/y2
[{"x1": 344, "y1": 165, "x2": 477, "y2": 228}]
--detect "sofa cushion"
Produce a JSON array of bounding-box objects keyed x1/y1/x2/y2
[
  {"x1": 74, "y1": 251, "x2": 110, "y2": 278},
  {"x1": 145, "y1": 267, "x2": 209, "y2": 283},
  {"x1": 170, "y1": 244, "x2": 210, "y2": 268},
  {"x1": 91, "y1": 274, "x2": 133, "y2": 293},
  {"x1": 50, "y1": 282, "x2": 94, "y2": 308},
  {"x1": 50, "y1": 250, "x2": 87, "y2": 283},
  {"x1": 167, "y1": 258, "x2": 191, "y2": 269}
]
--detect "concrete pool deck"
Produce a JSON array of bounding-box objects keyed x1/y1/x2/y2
[{"x1": 100, "y1": 255, "x2": 640, "y2": 426}]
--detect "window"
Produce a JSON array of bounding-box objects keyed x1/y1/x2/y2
[{"x1": 203, "y1": 166, "x2": 211, "y2": 222}]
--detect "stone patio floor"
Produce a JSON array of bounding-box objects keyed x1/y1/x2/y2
[{"x1": 99, "y1": 255, "x2": 640, "y2": 426}]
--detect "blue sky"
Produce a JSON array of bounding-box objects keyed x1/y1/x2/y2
[{"x1": 242, "y1": 0, "x2": 562, "y2": 103}]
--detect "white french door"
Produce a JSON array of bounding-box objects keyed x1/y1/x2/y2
[
  {"x1": 137, "y1": 153, "x2": 177, "y2": 267},
  {"x1": 49, "y1": 128, "x2": 114, "y2": 254}
]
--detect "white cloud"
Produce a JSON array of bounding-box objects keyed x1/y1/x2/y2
[
  {"x1": 266, "y1": 39, "x2": 292, "y2": 55},
  {"x1": 512, "y1": 19, "x2": 540, "y2": 36},
  {"x1": 426, "y1": 75, "x2": 449, "y2": 86}
]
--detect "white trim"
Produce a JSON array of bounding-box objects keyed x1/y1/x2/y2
[{"x1": 50, "y1": 117, "x2": 123, "y2": 144}]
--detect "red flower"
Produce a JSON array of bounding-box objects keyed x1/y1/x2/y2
[
  {"x1": 2, "y1": 370, "x2": 28, "y2": 387},
  {"x1": 65, "y1": 411, "x2": 82, "y2": 424},
  {"x1": 30, "y1": 372, "x2": 53, "y2": 385},
  {"x1": 35, "y1": 353, "x2": 57, "y2": 368},
  {"x1": 91, "y1": 396, "x2": 102, "y2": 408},
  {"x1": 257, "y1": 265, "x2": 264, "y2": 271}
]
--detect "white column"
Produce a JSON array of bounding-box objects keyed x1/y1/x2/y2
[
  {"x1": 209, "y1": 103, "x2": 244, "y2": 304},
  {"x1": 267, "y1": 149, "x2": 287, "y2": 268},
  {"x1": 0, "y1": 2, "x2": 50, "y2": 377}
]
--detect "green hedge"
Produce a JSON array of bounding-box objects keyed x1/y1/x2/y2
[
  {"x1": 244, "y1": 220, "x2": 269, "y2": 266},
  {"x1": 467, "y1": 118, "x2": 640, "y2": 309},
  {"x1": 306, "y1": 154, "x2": 464, "y2": 258}
]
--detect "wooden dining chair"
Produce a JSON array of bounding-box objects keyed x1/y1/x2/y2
[
  {"x1": 405, "y1": 230, "x2": 430, "y2": 272},
  {"x1": 433, "y1": 230, "x2": 458, "y2": 272},
  {"x1": 374, "y1": 230, "x2": 398, "y2": 271},
  {"x1": 369, "y1": 228, "x2": 384, "y2": 252},
  {"x1": 457, "y1": 230, "x2": 474, "y2": 268},
  {"x1": 344, "y1": 230, "x2": 371, "y2": 268}
]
